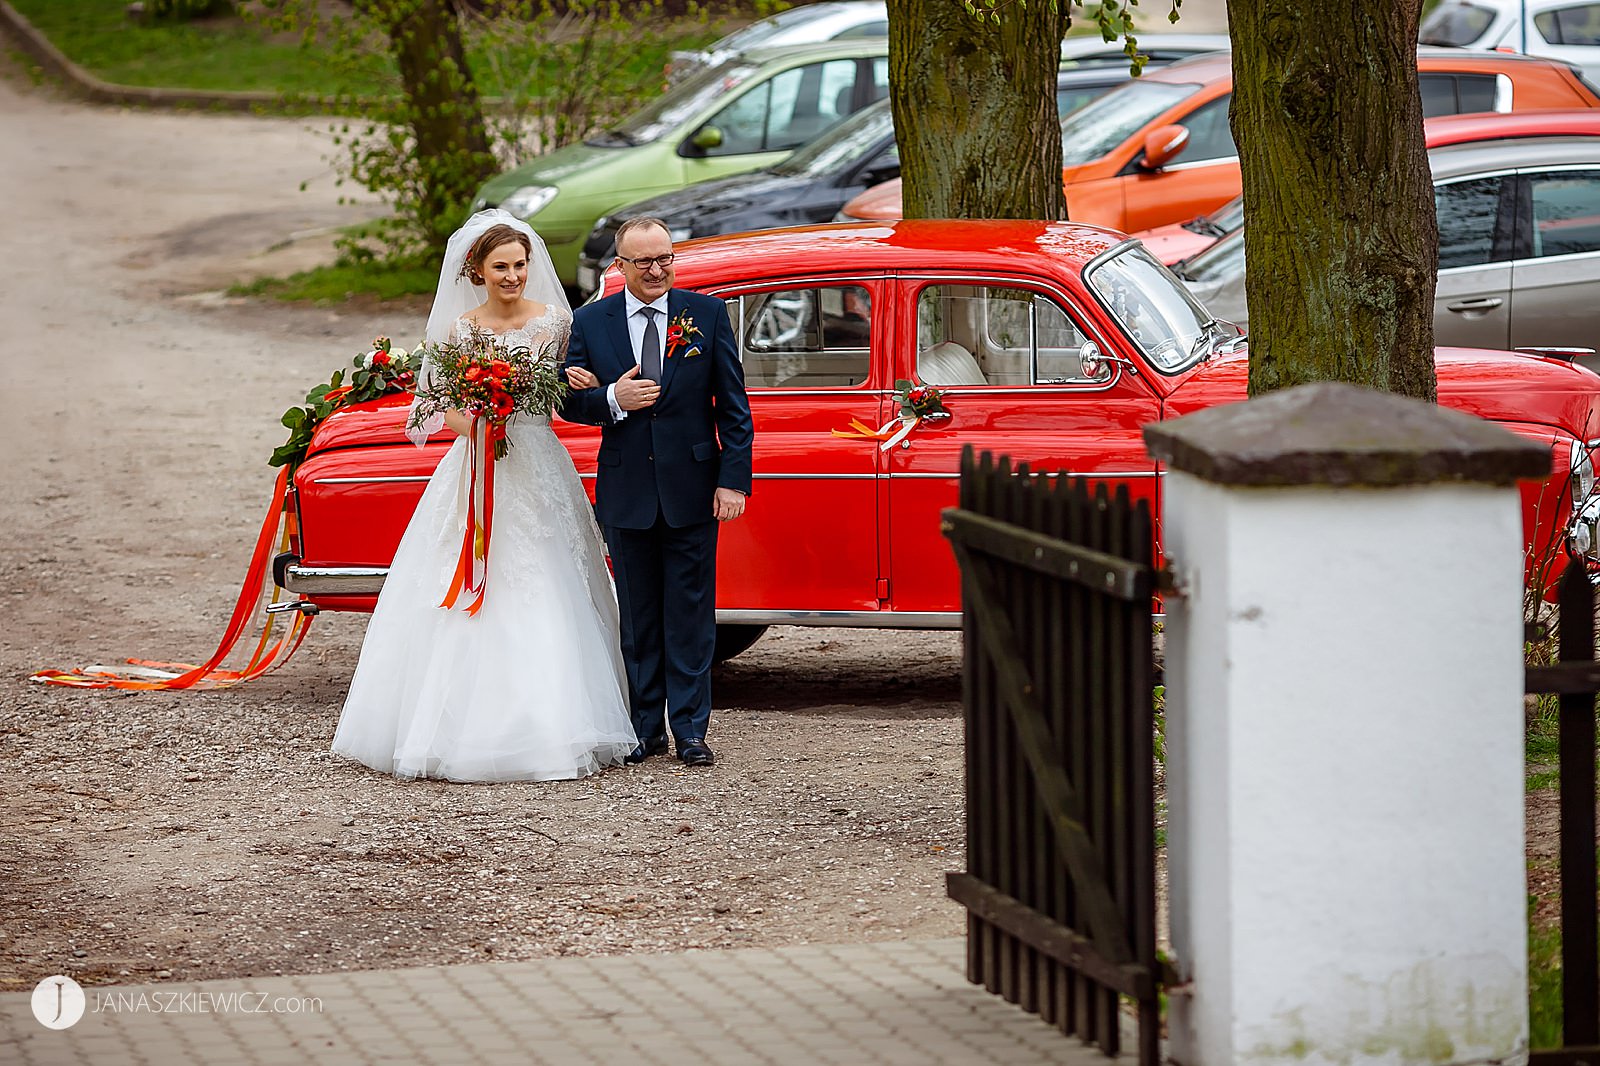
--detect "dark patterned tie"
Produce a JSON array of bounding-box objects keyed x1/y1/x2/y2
[{"x1": 639, "y1": 306, "x2": 661, "y2": 382}]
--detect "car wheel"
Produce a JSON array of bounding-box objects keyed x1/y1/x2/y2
[{"x1": 713, "y1": 623, "x2": 768, "y2": 663}]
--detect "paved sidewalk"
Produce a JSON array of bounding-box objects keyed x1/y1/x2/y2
[{"x1": 2, "y1": 938, "x2": 1130, "y2": 1065}]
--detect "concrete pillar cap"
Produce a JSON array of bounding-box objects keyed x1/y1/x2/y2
[{"x1": 1143, "y1": 381, "x2": 1551, "y2": 487}]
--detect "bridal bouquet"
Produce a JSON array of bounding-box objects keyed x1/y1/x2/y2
[{"x1": 407, "y1": 325, "x2": 568, "y2": 459}]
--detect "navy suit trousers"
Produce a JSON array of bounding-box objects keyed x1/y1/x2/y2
[{"x1": 605, "y1": 513, "x2": 718, "y2": 745}]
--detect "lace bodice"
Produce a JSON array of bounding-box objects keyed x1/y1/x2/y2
[{"x1": 450, "y1": 304, "x2": 572, "y2": 352}]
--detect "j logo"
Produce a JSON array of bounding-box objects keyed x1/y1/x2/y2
[{"x1": 30, "y1": 975, "x2": 86, "y2": 1030}]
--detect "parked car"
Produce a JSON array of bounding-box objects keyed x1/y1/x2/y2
[
  {"x1": 836, "y1": 49, "x2": 1600, "y2": 232},
  {"x1": 574, "y1": 65, "x2": 1140, "y2": 295},
  {"x1": 1137, "y1": 108, "x2": 1600, "y2": 267},
  {"x1": 666, "y1": 1, "x2": 887, "y2": 85},
  {"x1": 473, "y1": 39, "x2": 890, "y2": 288},
  {"x1": 1058, "y1": 31, "x2": 1231, "y2": 67},
  {"x1": 1174, "y1": 114, "x2": 1600, "y2": 371},
  {"x1": 277, "y1": 221, "x2": 1600, "y2": 659},
  {"x1": 1422, "y1": 0, "x2": 1600, "y2": 81}
]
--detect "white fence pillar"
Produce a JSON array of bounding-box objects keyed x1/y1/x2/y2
[{"x1": 1144, "y1": 383, "x2": 1546, "y2": 1066}]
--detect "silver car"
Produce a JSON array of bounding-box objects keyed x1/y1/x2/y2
[
  {"x1": 666, "y1": 1, "x2": 887, "y2": 84},
  {"x1": 1177, "y1": 134, "x2": 1600, "y2": 365}
]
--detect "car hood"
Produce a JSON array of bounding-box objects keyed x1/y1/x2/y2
[
  {"x1": 840, "y1": 177, "x2": 903, "y2": 220},
  {"x1": 478, "y1": 139, "x2": 653, "y2": 201},
  {"x1": 1162, "y1": 346, "x2": 1600, "y2": 436},
  {"x1": 1135, "y1": 220, "x2": 1218, "y2": 266},
  {"x1": 619, "y1": 169, "x2": 816, "y2": 224}
]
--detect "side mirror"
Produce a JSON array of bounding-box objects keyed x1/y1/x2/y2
[
  {"x1": 1141, "y1": 124, "x2": 1190, "y2": 170},
  {"x1": 688, "y1": 125, "x2": 723, "y2": 153},
  {"x1": 1078, "y1": 341, "x2": 1114, "y2": 383}
]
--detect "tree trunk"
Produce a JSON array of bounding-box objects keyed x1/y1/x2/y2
[
  {"x1": 1230, "y1": 0, "x2": 1437, "y2": 401},
  {"x1": 887, "y1": 0, "x2": 1070, "y2": 219},
  {"x1": 360, "y1": 0, "x2": 500, "y2": 253}
]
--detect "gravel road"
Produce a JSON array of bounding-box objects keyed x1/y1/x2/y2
[{"x1": 0, "y1": 60, "x2": 968, "y2": 991}]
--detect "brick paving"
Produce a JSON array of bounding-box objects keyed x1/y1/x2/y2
[{"x1": 2, "y1": 938, "x2": 1131, "y2": 1065}]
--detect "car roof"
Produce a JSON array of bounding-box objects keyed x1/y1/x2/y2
[
  {"x1": 1426, "y1": 108, "x2": 1600, "y2": 146},
  {"x1": 1140, "y1": 44, "x2": 1591, "y2": 87},
  {"x1": 663, "y1": 219, "x2": 1129, "y2": 287},
  {"x1": 1430, "y1": 133, "x2": 1600, "y2": 178},
  {"x1": 734, "y1": 37, "x2": 890, "y2": 65}
]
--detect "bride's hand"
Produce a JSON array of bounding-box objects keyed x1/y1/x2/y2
[{"x1": 565, "y1": 366, "x2": 599, "y2": 390}]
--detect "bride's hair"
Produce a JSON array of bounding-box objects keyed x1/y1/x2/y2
[{"x1": 460, "y1": 225, "x2": 534, "y2": 285}]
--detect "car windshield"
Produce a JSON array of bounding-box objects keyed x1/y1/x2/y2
[
  {"x1": 771, "y1": 100, "x2": 895, "y2": 177},
  {"x1": 1181, "y1": 227, "x2": 1246, "y2": 283},
  {"x1": 1419, "y1": 0, "x2": 1499, "y2": 46},
  {"x1": 1086, "y1": 243, "x2": 1216, "y2": 373},
  {"x1": 602, "y1": 61, "x2": 761, "y2": 146},
  {"x1": 1059, "y1": 80, "x2": 1202, "y2": 165}
]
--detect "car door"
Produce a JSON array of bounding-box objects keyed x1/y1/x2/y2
[
  {"x1": 684, "y1": 57, "x2": 882, "y2": 183},
  {"x1": 884, "y1": 277, "x2": 1163, "y2": 616},
  {"x1": 1509, "y1": 166, "x2": 1600, "y2": 356},
  {"x1": 1120, "y1": 94, "x2": 1242, "y2": 232},
  {"x1": 711, "y1": 279, "x2": 888, "y2": 615},
  {"x1": 1435, "y1": 173, "x2": 1516, "y2": 349}
]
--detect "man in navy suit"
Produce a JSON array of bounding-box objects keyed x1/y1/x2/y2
[{"x1": 560, "y1": 217, "x2": 754, "y2": 767}]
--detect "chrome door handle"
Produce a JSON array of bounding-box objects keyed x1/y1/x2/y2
[{"x1": 1446, "y1": 297, "x2": 1504, "y2": 312}]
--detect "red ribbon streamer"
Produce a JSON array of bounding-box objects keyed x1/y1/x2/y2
[
  {"x1": 440, "y1": 415, "x2": 497, "y2": 616},
  {"x1": 31, "y1": 466, "x2": 316, "y2": 690}
]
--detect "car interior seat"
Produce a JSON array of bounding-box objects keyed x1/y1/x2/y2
[{"x1": 918, "y1": 340, "x2": 987, "y2": 386}]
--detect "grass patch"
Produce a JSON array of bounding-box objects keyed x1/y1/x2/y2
[
  {"x1": 1528, "y1": 907, "x2": 1563, "y2": 1049},
  {"x1": 8, "y1": 0, "x2": 711, "y2": 100},
  {"x1": 231, "y1": 257, "x2": 437, "y2": 304}
]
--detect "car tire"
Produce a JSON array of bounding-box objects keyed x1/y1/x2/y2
[{"x1": 713, "y1": 624, "x2": 768, "y2": 663}]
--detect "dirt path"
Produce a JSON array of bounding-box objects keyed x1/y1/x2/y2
[{"x1": 0, "y1": 65, "x2": 968, "y2": 990}]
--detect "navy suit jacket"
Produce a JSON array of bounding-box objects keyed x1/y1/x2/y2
[{"x1": 560, "y1": 288, "x2": 753, "y2": 530}]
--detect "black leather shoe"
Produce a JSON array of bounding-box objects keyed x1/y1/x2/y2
[
  {"x1": 625, "y1": 735, "x2": 669, "y2": 765},
  {"x1": 677, "y1": 739, "x2": 715, "y2": 767}
]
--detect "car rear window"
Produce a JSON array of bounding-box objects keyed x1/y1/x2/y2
[
  {"x1": 1060, "y1": 80, "x2": 1201, "y2": 166},
  {"x1": 1420, "y1": 73, "x2": 1503, "y2": 117},
  {"x1": 1420, "y1": 0, "x2": 1499, "y2": 47},
  {"x1": 1536, "y1": 3, "x2": 1600, "y2": 45}
]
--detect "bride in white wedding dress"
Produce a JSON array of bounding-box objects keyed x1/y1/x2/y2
[{"x1": 332, "y1": 210, "x2": 637, "y2": 781}]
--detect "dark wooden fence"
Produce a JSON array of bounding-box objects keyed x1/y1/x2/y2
[
  {"x1": 1525, "y1": 561, "x2": 1600, "y2": 1064},
  {"x1": 942, "y1": 447, "x2": 1160, "y2": 1062}
]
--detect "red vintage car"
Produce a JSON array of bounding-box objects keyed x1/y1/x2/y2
[{"x1": 279, "y1": 221, "x2": 1600, "y2": 659}]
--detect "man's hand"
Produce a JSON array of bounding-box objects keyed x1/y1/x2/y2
[
  {"x1": 613, "y1": 364, "x2": 660, "y2": 411},
  {"x1": 714, "y1": 487, "x2": 747, "y2": 522},
  {"x1": 565, "y1": 365, "x2": 599, "y2": 390}
]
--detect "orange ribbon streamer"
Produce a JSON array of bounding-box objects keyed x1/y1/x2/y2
[
  {"x1": 30, "y1": 467, "x2": 316, "y2": 690},
  {"x1": 440, "y1": 415, "x2": 497, "y2": 616}
]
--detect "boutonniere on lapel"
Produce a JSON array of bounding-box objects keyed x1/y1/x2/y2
[{"x1": 665, "y1": 310, "x2": 702, "y2": 359}]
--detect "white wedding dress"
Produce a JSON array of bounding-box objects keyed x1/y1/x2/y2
[{"x1": 332, "y1": 308, "x2": 637, "y2": 781}]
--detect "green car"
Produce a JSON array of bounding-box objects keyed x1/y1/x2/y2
[{"x1": 472, "y1": 39, "x2": 890, "y2": 287}]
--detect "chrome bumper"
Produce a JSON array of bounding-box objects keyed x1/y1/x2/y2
[{"x1": 275, "y1": 557, "x2": 962, "y2": 626}]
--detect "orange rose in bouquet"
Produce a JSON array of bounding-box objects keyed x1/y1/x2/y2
[{"x1": 408, "y1": 325, "x2": 568, "y2": 460}]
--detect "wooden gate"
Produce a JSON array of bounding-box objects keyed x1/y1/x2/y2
[
  {"x1": 942, "y1": 447, "x2": 1161, "y2": 1061},
  {"x1": 1525, "y1": 561, "x2": 1600, "y2": 1063}
]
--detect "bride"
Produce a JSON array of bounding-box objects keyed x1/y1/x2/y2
[{"x1": 332, "y1": 210, "x2": 637, "y2": 781}]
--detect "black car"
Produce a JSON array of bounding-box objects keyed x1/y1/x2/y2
[{"x1": 575, "y1": 67, "x2": 1143, "y2": 295}]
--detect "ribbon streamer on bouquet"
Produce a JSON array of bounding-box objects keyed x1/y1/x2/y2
[
  {"x1": 30, "y1": 467, "x2": 316, "y2": 690},
  {"x1": 831, "y1": 415, "x2": 918, "y2": 452},
  {"x1": 440, "y1": 415, "x2": 496, "y2": 616}
]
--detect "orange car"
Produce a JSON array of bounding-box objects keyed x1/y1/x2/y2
[{"x1": 839, "y1": 49, "x2": 1600, "y2": 233}]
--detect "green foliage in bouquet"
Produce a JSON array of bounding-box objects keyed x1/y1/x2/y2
[
  {"x1": 408, "y1": 325, "x2": 568, "y2": 459},
  {"x1": 271, "y1": 338, "x2": 420, "y2": 469}
]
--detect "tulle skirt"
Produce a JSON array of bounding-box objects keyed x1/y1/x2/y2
[{"x1": 332, "y1": 416, "x2": 637, "y2": 781}]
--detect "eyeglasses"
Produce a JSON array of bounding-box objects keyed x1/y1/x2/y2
[{"x1": 617, "y1": 253, "x2": 675, "y2": 271}]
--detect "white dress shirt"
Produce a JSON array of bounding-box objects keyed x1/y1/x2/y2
[{"x1": 606, "y1": 290, "x2": 670, "y2": 422}]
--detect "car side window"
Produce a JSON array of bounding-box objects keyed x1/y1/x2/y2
[
  {"x1": 915, "y1": 285, "x2": 1094, "y2": 386},
  {"x1": 1536, "y1": 3, "x2": 1600, "y2": 44},
  {"x1": 705, "y1": 59, "x2": 861, "y2": 156},
  {"x1": 835, "y1": 20, "x2": 889, "y2": 39},
  {"x1": 1525, "y1": 170, "x2": 1600, "y2": 258},
  {"x1": 1175, "y1": 96, "x2": 1237, "y2": 163},
  {"x1": 725, "y1": 285, "x2": 872, "y2": 388},
  {"x1": 1437, "y1": 176, "x2": 1511, "y2": 269},
  {"x1": 1420, "y1": 73, "x2": 1500, "y2": 117}
]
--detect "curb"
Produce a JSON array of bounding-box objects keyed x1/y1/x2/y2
[{"x1": 0, "y1": 0, "x2": 335, "y2": 111}]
